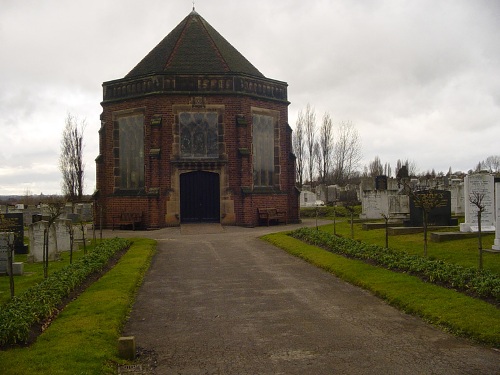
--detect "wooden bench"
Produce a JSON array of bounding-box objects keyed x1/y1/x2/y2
[
  {"x1": 112, "y1": 212, "x2": 144, "y2": 231},
  {"x1": 258, "y1": 208, "x2": 287, "y2": 226}
]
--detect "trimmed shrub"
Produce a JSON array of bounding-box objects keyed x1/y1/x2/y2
[{"x1": 0, "y1": 238, "x2": 131, "y2": 347}]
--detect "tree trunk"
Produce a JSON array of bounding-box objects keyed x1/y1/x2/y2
[
  {"x1": 423, "y1": 210, "x2": 428, "y2": 257},
  {"x1": 350, "y1": 212, "x2": 354, "y2": 239},
  {"x1": 7, "y1": 241, "x2": 14, "y2": 298},
  {"x1": 43, "y1": 229, "x2": 48, "y2": 279},
  {"x1": 478, "y1": 212, "x2": 483, "y2": 270}
]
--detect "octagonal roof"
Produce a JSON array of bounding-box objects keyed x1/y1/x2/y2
[{"x1": 126, "y1": 10, "x2": 264, "y2": 79}]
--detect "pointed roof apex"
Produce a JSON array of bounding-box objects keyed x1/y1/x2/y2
[{"x1": 125, "y1": 11, "x2": 264, "y2": 78}]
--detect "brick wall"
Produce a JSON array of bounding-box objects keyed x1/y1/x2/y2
[{"x1": 96, "y1": 92, "x2": 298, "y2": 228}]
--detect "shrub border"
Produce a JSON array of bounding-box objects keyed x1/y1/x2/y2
[
  {"x1": 0, "y1": 238, "x2": 131, "y2": 347},
  {"x1": 289, "y1": 227, "x2": 500, "y2": 303}
]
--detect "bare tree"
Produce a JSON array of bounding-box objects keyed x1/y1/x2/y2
[
  {"x1": 332, "y1": 121, "x2": 361, "y2": 185},
  {"x1": 384, "y1": 162, "x2": 392, "y2": 177},
  {"x1": 481, "y1": 155, "x2": 500, "y2": 173},
  {"x1": 469, "y1": 191, "x2": 486, "y2": 270},
  {"x1": 318, "y1": 112, "x2": 334, "y2": 187},
  {"x1": 367, "y1": 156, "x2": 384, "y2": 177},
  {"x1": 304, "y1": 104, "x2": 317, "y2": 186},
  {"x1": 60, "y1": 113, "x2": 85, "y2": 202},
  {"x1": 314, "y1": 141, "x2": 322, "y2": 183},
  {"x1": 395, "y1": 159, "x2": 417, "y2": 178},
  {"x1": 293, "y1": 111, "x2": 306, "y2": 187}
]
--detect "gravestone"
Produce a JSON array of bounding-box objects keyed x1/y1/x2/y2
[
  {"x1": 492, "y1": 181, "x2": 500, "y2": 252},
  {"x1": 73, "y1": 222, "x2": 88, "y2": 243},
  {"x1": 67, "y1": 213, "x2": 81, "y2": 223},
  {"x1": 55, "y1": 219, "x2": 72, "y2": 252},
  {"x1": 2, "y1": 213, "x2": 28, "y2": 254},
  {"x1": 388, "y1": 194, "x2": 410, "y2": 219},
  {"x1": 28, "y1": 221, "x2": 59, "y2": 263},
  {"x1": 80, "y1": 203, "x2": 93, "y2": 221},
  {"x1": 375, "y1": 175, "x2": 388, "y2": 190},
  {"x1": 40, "y1": 204, "x2": 51, "y2": 220},
  {"x1": 407, "y1": 190, "x2": 452, "y2": 227},
  {"x1": 360, "y1": 191, "x2": 386, "y2": 219},
  {"x1": 32, "y1": 214, "x2": 43, "y2": 223},
  {"x1": 460, "y1": 173, "x2": 495, "y2": 232},
  {"x1": 0, "y1": 232, "x2": 14, "y2": 273}
]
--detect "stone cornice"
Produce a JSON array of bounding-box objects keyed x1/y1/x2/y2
[{"x1": 102, "y1": 73, "x2": 288, "y2": 104}]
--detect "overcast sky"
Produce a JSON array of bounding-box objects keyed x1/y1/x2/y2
[{"x1": 1, "y1": 0, "x2": 499, "y2": 195}]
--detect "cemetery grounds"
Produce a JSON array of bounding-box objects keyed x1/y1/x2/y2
[{"x1": 0, "y1": 214, "x2": 499, "y2": 373}]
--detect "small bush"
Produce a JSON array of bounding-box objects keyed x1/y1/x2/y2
[
  {"x1": 0, "y1": 238, "x2": 131, "y2": 347},
  {"x1": 289, "y1": 227, "x2": 500, "y2": 303}
]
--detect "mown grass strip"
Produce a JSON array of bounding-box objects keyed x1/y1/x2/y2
[
  {"x1": 0, "y1": 238, "x2": 156, "y2": 375},
  {"x1": 263, "y1": 232, "x2": 500, "y2": 347}
]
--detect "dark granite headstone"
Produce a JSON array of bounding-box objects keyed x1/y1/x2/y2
[
  {"x1": 375, "y1": 175, "x2": 388, "y2": 190},
  {"x1": 2, "y1": 213, "x2": 28, "y2": 254},
  {"x1": 408, "y1": 190, "x2": 452, "y2": 227}
]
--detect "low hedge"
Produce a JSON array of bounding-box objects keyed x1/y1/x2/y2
[
  {"x1": 0, "y1": 238, "x2": 131, "y2": 347},
  {"x1": 289, "y1": 227, "x2": 500, "y2": 303},
  {"x1": 300, "y1": 205, "x2": 362, "y2": 218}
]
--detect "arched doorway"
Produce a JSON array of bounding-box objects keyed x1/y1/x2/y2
[{"x1": 180, "y1": 171, "x2": 220, "y2": 223}]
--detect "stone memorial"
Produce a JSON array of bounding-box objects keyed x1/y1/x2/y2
[
  {"x1": 55, "y1": 219, "x2": 73, "y2": 252},
  {"x1": 66, "y1": 213, "x2": 81, "y2": 223},
  {"x1": 359, "y1": 176, "x2": 409, "y2": 220},
  {"x1": 460, "y1": 173, "x2": 495, "y2": 232},
  {"x1": 73, "y1": 222, "x2": 88, "y2": 244},
  {"x1": 492, "y1": 181, "x2": 500, "y2": 252},
  {"x1": 375, "y1": 175, "x2": 388, "y2": 190},
  {"x1": 407, "y1": 190, "x2": 453, "y2": 227},
  {"x1": 28, "y1": 221, "x2": 59, "y2": 263},
  {"x1": 0, "y1": 232, "x2": 14, "y2": 273},
  {"x1": 2, "y1": 213, "x2": 28, "y2": 254}
]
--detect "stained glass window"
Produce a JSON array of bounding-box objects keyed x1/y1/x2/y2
[
  {"x1": 118, "y1": 114, "x2": 144, "y2": 189},
  {"x1": 252, "y1": 114, "x2": 275, "y2": 187},
  {"x1": 179, "y1": 112, "x2": 218, "y2": 158}
]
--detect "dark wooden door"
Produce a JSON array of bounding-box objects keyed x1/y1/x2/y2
[{"x1": 180, "y1": 171, "x2": 220, "y2": 223}]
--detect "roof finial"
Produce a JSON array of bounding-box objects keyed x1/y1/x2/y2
[{"x1": 190, "y1": 0, "x2": 199, "y2": 15}]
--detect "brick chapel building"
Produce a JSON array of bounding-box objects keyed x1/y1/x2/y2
[{"x1": 94, "y1": 9, "x2": 299, "y2": 228}]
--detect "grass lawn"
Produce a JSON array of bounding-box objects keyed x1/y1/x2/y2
[
  {"x1": 0, "y1": 238, "x2": 156, "y2": 375},
  {"x1": 263, "y1": 222, "x2": 500, "y2": 347}
]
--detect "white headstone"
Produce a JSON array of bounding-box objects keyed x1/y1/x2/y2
[
  {"x1": 28, "y1": 221, "x2": 59, "y2": 263},
  {"x1": 360, "y1": 191, "x2": 387, "y2": 219},
  {"x1": 492, "y1": 182, "x2": 500, "y2": 252},
  {"x1": 73, "y1": 223, "x2": 88, "y2": 242},
  {"x1": 0, "y1": 232, "x2": 14, "y2": 273},
  {"x1": 55, "y1": 219, "x2": 72, "y2": 252},
  {"x1": 460, "y1": 173, "x2": 496, "y2": 232}
]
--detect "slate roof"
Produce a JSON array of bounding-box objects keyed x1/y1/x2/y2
[{"x1": 126, "y1": 10, "x2": 264, "y2": 79}]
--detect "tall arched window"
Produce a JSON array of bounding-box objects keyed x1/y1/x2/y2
[
  {"x1": 179, "y1": 112, "x2": 218, "y2": 158},
  {"x1": 252, "y1": 113, "x2": 276, "y2": 187},
  {"x1": 118, "y1": 114, "x2": 144, "y2": 189}
]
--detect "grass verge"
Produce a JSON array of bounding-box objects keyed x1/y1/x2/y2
[
  {"x1": 0, "y1": 238, "x2": 156, "y2": 375},
  {"x1": 263, "y1": 232, "x2": 500, "y2": 347}
]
